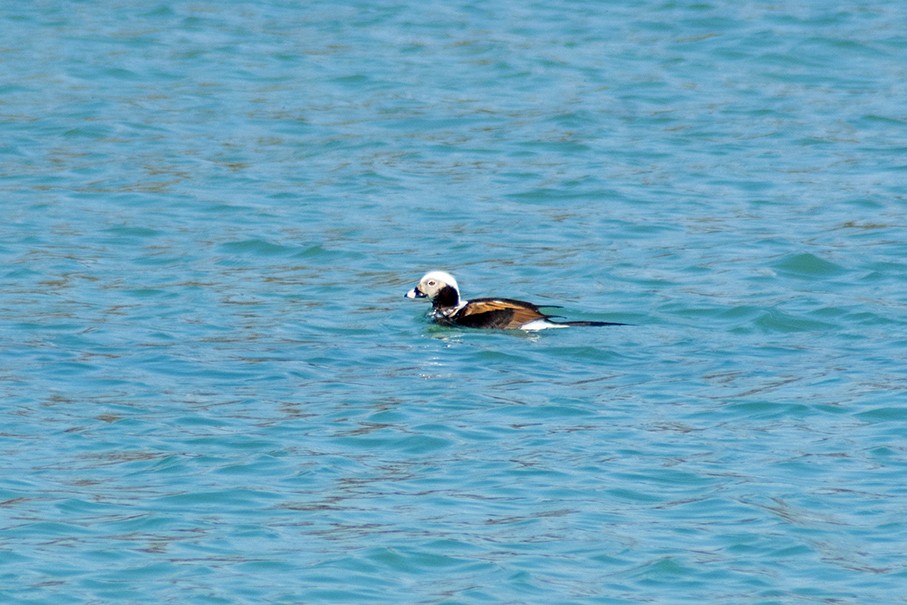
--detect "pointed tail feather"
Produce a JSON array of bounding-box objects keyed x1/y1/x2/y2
[{"x1": 557, "y1": 320, "x2": 630, "y2": 327}]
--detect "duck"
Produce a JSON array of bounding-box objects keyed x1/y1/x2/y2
[{"x1": 404, "y1": 270, "x2": 626, "y2": 331}]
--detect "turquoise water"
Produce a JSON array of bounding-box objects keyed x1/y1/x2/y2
[{"x1": 2, "y1": 1, "x2": 907, "y2": 603}]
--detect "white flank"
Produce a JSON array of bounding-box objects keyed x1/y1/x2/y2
[{"x1": 519, "y1": 319, "x2": 568, "y2": 331}]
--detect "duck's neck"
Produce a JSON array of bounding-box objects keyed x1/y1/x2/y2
[{"x1": 432, "y1": 284, "x2": 461, "y2": 313}]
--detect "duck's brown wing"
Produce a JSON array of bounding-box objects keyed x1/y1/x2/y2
[{"x1": 452, "y1": 298, "x2": 552, "y2": 329}]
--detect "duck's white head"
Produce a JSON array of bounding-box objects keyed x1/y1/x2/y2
[{"x1": 404, "y1": 271, "x2": 460, "y2": 308}]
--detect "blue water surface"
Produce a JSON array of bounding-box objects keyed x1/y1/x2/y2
[{"x1": 2, "y1": 1, "x2": 907, "y2": 603}]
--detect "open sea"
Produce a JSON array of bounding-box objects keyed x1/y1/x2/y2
[{"x1": 2, "y1": 1, "x2": 907, "y2": 603}]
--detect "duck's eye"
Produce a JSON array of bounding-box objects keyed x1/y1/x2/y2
[{"x1": 427, "y1": 280, "x2": 436, "y2": 286}]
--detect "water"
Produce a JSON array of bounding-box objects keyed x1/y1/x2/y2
[{"x1": 2, "y1": 1, "x2": 907, "y2": 603}]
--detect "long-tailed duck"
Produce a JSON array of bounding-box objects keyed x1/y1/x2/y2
[{"x1": 404, "y1": 270, "x2": 626, "y2": 331}]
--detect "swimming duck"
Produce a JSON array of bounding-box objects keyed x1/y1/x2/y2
[{"x1": 404, "y1": 270, "x2": 626, "y2": 331}]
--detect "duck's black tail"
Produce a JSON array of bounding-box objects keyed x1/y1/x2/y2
[{"x1": 557, "y1": 320, "x2": 630, "y2": 327}]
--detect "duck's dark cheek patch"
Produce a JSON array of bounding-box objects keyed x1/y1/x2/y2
[{"x1": 435, "y1": 285, "x2": 459, "y2": 307}]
